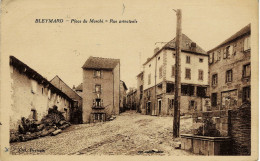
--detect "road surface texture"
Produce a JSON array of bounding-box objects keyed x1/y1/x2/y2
[{"x1": 10, "y1": 111, "x2": 195, "y2": 155}]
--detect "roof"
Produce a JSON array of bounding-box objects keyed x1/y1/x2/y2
[
  {"x1": 75, "y1": 83, "x2": 83, "y2": 91},
  {"x1": 208, "y1": 23, "x2": 251, "y2": 53},
  {"x1": 10, "y1": 56, "x2": 73, "y2": 102},
  {"x1": 50, "y1": 75, "x2": 82, "y2": 99},
  {"x1": 82, "y1": 56, "x2": 120, "y2": 70},
  {"x1": 144, "y1": 34, "x2": 207, "y2": 65},
  {"x1": 120, "y1": 80, "x2": 128, "y2": 90}
]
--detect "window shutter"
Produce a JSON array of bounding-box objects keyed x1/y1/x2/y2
[
  {"x1": 100, "y1": 70, "x2": 103, "y2": 78},
  {"x1": 101, "y1": 99, "x2": 103, "y2": 106},
  {"x1": 217, "y1": 51, "x2": 221, "y2": 61},
  {"x1": 93, "y1": 99, "x2": 95, "y2": 106},
  {"x1": 101, "y1": 86, "x2": 103, "y2": 93},
  {"x1": 93, "y1": 84, "x2": 96, "y2": 93},
  {"x1": 248, "y1": 36, "x2": 250, "y2": 49},
  {"x1": 209, "y1": 53, "x2": 212, "y2": 63},
  {"x1": 229, "y1": 45, "x2": 233, "y2": 58},
  {"x1": 223, "y1": 49, "x2": 227, "y2": 59}
]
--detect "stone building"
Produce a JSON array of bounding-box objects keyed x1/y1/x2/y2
[
  {"x1": 50, "y1": 75, "x2": 83, "y2": 123},
  {"x1": 119, "y1": 80, "x2": 128, "y2": 113},
  {"x1": 208, "y1": 24, "x2": 251, "y2": 110},
  {"x1": 9, "y1": 56, "x2": 73, "y2": 131},
  {"x1": 126, "y1": 88, "x2": 137, "y2": 110},
  {"x1": 82, "y1": 56, "x2": 120, "y2": 123},
  {"x1": 136, "y1": 71, "x2": 144, "y2": 113},
  {"x1": 142, "y1": 34, "x2": 209, "y2": 116},
  {"x1": 74, "y1": 83, "x2": 83, "y2": 97}
]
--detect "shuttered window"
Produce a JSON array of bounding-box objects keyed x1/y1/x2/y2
[
  {"x1": 171, "y1": 65, "x2": 175, "y2": 77},
  {"x1": 185, "y1": 68, "x2": 191, "y2": 79}
]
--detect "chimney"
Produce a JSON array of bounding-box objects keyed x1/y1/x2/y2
[{"x1": 154, "y1": 47, "x2": 160, "y2": 54}]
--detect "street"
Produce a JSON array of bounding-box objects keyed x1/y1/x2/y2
[{"x1": 10, "y1": 111, "x2": 195, "y2": 155}]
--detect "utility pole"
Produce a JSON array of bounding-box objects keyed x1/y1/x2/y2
[{"x1": 173, "y1": 9, "x2": 182, "y2": 138}]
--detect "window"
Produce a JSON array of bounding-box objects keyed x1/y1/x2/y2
[
  {"x1": 244, "y1": 36, "x2": 250, "y2": 51},
  {"x1": 189, "y1": 100, "x2": 196, "y2": 110},
  {"x1": 159, "y1": 66, "x2": 163, "y2": 78},
  {"x1": 243, "y1": 63, "x2": 251, "y2": 78},
  {"x1": 197, "y1": 86, "x2": 207, "y2": 97},
  {"x1": 148, "y1": 74, "x2": 151, "y2": 85},
  {"x1": 198, "y1": 70, "x2": 203, "y2": 80},
  {"x1": 95, "y1": 84, "x2": 101, "y2": 93},
  {"x1": 48, "y1": 90, "x2": 51, "y2": 99},
  {"x1": 217, "y1": 50, "x2": 221, "y2": 61},
  {"x1": 199, "y1": 58, "x2": 203, "y2": 63},
  {"x1": 209, "y1": 52, "x2": 213, "y2": 63},
  {"x1": 171, "y1": 65, "x2": 175, "y2": 77},
  {"x1": 31, "y1": 80, "x2": 37, "y2": 94},
  {"x1": 223, "y1": 46, "x2": 230, "y2": 59},
  {"x1": 94, "y1": 70, "x2": 101, "y2": 78},
  {"x1": 31, "y1": 109, "x2": 37, "y2": 120},
  {"x1": 185, "y1": 68, "x2": 191, "y2": 79},
  {"x1": 92, "y1": 98, "x2": 103, "y2": 107},
  {"x1": 186, "y1": 56, "x2": 191, "y2": 64},
  {"x1": 212, "y1": 74, "x2": 218, "y2": 86},
  {"x1": 242, "y1": 86, "x2": 250, "y2": 103},
  {"x1": 149, "y1": 64, "x2": 151, "y2": 67},
  {"x1": 158, "y1": 57, "x2": 160, "y2": 60},
  {"x1": 211, "y1": 93, "x2": 217, "y2": 107},
  {"x1": 168, "y1": 99, "x2": 174, "y2": 109},
  {"x1": 226, "y1": 69, "x2": 233, "y2": 83},
  {"x1": 166, "y1": 83, "x2": 174, "y2": 93},
  {"x1": 181, "y1": 85, "x2": 194, "y2": 96},
  {"x1": 42, "y1": 88, "x2": 44, "y2": 94}
]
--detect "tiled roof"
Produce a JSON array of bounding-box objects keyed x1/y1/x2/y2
[
  {"x1": 164, "y1": 34, "x2": 206, "y2": 54},
  {"x1": 144, "y1": 33, "x2": 207, "y2": 65},
  {"x1": 10, "y1": 56, "x2": 73, "y2": 102},
  {"x1": 208, "y1": 23, "x2": 251, "y2": 53},
  {"x1": 82, "y1": 56, "x2": 120, "y2": 70}
]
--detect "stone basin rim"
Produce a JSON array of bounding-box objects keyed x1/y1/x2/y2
[{"x1": 181, "y1": 134, "x2": 231, "y2": 141}]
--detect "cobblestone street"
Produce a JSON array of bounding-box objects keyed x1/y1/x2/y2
[{"x1": 10, "y1": 111, "x2": 194, "y2": 155}]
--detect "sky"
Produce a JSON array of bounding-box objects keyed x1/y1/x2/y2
[{"x1": 1, "y1": 0, "x2": 258, "y2": 90}]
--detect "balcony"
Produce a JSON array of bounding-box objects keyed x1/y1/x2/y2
[{"x1": 92, "y1": 106, "x2": 105, "y2": 109}]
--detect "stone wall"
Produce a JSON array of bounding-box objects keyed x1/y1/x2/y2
[
  {"x1": 192, "y1": 110, "x2": 229, "y2": 137},
  {"x1": 191, "y1": 103, "x2": 251, "y2": 155},
  {"x1": 229, "y1": 103, "x2": 251, "y2": 155}
]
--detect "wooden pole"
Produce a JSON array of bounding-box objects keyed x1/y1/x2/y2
[{"x1": 173, "y1": 9, "x2": 182, "y2": 138}]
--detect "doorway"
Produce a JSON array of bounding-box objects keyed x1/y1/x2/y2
[{"x1": 158, "y1": 99, "x2": 162, "y2": 115}]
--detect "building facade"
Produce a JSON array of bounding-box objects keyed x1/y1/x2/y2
[
  {"x1": 10, "y1": 56, "x2": 73, "y2": 131},
  {"x1": 208, "y1": 24, "x2": 251, "y2": 111},
  {"x1": 136, "y1": 71, "x2": 144, "y2": 113},
  {"x1": 142, "y1": 34, "x2": 209, "y2": 116},
  {"x1": 126, "y1": 88, "x2": 137, "y2": 110},
  {"x1": 119, "y1": 80, "x2": 128, "y2": 113},
  {"x1": 50, "y1": 75, "x2": 83, "y2": 123},
  {"x1": 82, "y1": 56, "x2": 120, "y2": 123}
]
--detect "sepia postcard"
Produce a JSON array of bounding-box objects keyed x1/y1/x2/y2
[{"x1": 0, "y1": 0, "x2": 258, "y2": 161}]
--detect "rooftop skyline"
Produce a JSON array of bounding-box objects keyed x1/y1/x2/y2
[{"x1": 2, "y1": 0, "x2": 257, "y2": 89}]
